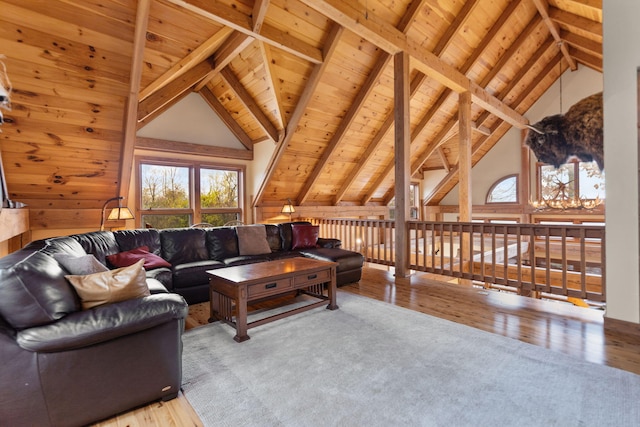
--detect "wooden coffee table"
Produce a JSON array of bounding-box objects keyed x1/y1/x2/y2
[{"x1": 207, "y1": 257, "x2": 338, "y2": 342}]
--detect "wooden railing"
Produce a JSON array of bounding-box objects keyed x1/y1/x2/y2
[{"x1": 310, "y1": 218, "x2": 606, "y2": 302}]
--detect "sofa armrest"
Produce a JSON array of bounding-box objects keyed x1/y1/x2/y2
[
  {"x1": 317, "y1": 237, "x2": 342, "y2": 248},
  {"x1": 16, "y1": 293, "x2": 188, "y2": 353}
]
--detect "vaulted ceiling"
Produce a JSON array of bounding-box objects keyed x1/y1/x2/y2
[{"x1": 0, "y1": 0, "x2": 602, "y2": 226}]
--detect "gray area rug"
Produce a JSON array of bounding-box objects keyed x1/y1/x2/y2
[{"x1": 181, "y1": 291, "x2": 640, "y2": 426}]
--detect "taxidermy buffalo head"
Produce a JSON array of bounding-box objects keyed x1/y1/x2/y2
[{"x1": 524, "y1": 92, "x2": 603, "y2": 171}]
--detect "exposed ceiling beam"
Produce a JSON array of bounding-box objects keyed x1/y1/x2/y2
[
  {"x1": 219, "y1": 67, "x2": 280, "y2": 142},
  {"x1": 252, "y1": 0, "x2": 270, "y2": 33},
  {"x1": 194, "y1": 32, "x2": 254, "y2": 91},
  {"x1": 549, "y1": 6, "x2": 602, "y2": 40},
  {"x1": 344, "y1": 0, "x2": 526, "y2": 205},
  {"x1": 333, "y1": 72, "x2": 427, "y2": 205},
  {"x1": 297, "y1": 0, "x2": 425, "y2": 206},
  {"x1": 138, "y1": 26, "x2": 234, "y2": 101},
  {"x1": 253, "y1": 24, "x2": 344, "y2": 206},
  {"x1": 300, "y1": 0, "x2": 528, "y2": 128},
  {"x1": 561, "y1": 30, "x2": 602, "y2": 58},
  {"x1": 199, "y1": 86, "x2": 253, "y2": 150},
  {"x1": 571, "y1": 47, "x2": 602, "y2": 72},
  {"x1": 532, "y1": 0, "x2": 577, "y2": 71},
  {"x1": 119, "y1": 0, "x2": 150, "y2": 201},
  {"x1": 166, "y1": 0, "x2": 323, "y2": 64},
  {"x1": 136, "y1": 137, "x2": 253, "y2": 160}
]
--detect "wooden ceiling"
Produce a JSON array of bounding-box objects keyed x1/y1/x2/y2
[{"x1": 0, "y1": 0, "x2": 602, "y2": 225}]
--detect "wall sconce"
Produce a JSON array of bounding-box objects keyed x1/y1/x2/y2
[
  {"x1": 281, "y1": 198, "x2": 295, "y2": 221},
  {"x1": 100, "y1": 196, "x2": 134, "y2": 231}
]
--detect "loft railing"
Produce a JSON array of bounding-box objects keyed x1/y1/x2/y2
[{"x1": 309, "y1": 218, "x2": 606, "y2": 303}]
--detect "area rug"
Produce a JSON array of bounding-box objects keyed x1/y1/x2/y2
[{"x1": 181, "y1": 292, "x2": 640, "y2": 426}]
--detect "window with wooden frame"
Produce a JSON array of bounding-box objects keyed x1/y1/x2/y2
[
  {"x1": 536, "y1": 161, "x2": 605, "y2": 204},
  {"x1": 137, "y1": 158, "x2": 244, "y2": 229},
  {"x1": 485, "y1": 174, "x2": 519, "y2": 204}
]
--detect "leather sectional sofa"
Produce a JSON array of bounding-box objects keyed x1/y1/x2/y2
[{"x1": 0, "y1": 221, "x2": 363, "y2": 426}]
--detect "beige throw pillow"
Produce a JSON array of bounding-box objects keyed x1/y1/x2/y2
[
  {"x1": 236, "y1": 224, "x2": 272, "y2": 256},
  {"x1": 65, "y1": 259, "x2": 150, "y2": 310}
]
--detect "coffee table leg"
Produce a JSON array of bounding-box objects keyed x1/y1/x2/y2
[
  {"x1": 326, "y1": 266, "x2": 339, "y2": 310},
  {"x1": 209, "y1": 280, "x2": 220, "y2": 323},
  {"x1": 234, "y1": 285, "x2": 250, "y2": 342}
]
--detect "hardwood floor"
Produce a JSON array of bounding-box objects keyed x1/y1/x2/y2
[{"x1": 94, "y1": 264, "x2": 640, "y2": 426}]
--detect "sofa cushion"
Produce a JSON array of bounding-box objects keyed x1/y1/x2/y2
[
  {"x1": 160, "y1": 228, "x2": 208, "y2": 265},
  {"x1": 279, "y1": 221, "x2": 312, "y2": 251},
  {"x1": 206, "y1": 227, "x2": 238, "y2": 260},
  {"x1": 236, "y1": 225, "x2": 272, "y2": 256},
  {"x1": 265, "y1": 224, "x2": 282, "y2": 252},
  {"x1": 291, "y1": 224, "x2": 319, "y2": 250},
  {"x1": 114, "y1": 229, "x2": 162, "y2": 255},
  {"x1": 71, "y1": 231, "x2": 120, "y2": 265},
  {"x1": 54, "y1": 253, "x2": 109, "y2": 275},
  {"x1": 106, "y1": 246, "x2": 171, "y2": 270},
  {"x1": 172, "y1": 260, "x2": 224, "y2": 289},
  {"x1": 0, "y1": 251, "x2": 79, "y2": 329},
  {"x1": 65, "y1": 259, "x2": 150, "y2": 310}
]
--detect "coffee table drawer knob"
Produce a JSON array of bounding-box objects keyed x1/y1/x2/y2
[
  {"x1": 308, "y1": 274, "x2": 317, "y2": 280},
  {"x1": 265, "y1": 282, "x2": 277, "y2": 289}
]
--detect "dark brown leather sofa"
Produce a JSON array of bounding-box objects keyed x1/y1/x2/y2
[
  {"x1": 0, "y1": 221, "x2": 362, "y2": 425},
  {"x1": 0, "y1": 235, "x2": 188, "y2": 427}
]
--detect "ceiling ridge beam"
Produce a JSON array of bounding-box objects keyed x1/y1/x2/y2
[
  {"x1": 253, "y1": 24, "x2": 344, "y2": 207},
  {"x1": 166, "y1": 0, "x2": 323, "y2": 64}
]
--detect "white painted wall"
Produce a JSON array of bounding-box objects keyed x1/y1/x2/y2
[
  {"x1": 603, "y1": 0, "x2": 640, "y2": 323},
  {"x1": 137, "y1": 93, "x2": 246, "y2": 149}
]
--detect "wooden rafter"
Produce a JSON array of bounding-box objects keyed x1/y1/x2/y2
[
  {"x1": 199, "y1": 87, "x2": 253, "y2": 150},
  {"x1": 259, "y1": 43, "x2": 286, "y2": 138},
  {"x1": 296, "y1": 0, "x2": 425, "y2": 206},
  {"x1": 138, "y1": 26, "x2": 234, "y2": 101},
  {"x1": 166, "y1": 0, "x2": 323, "y2": 64},
  {"x1": 348, "y1": 0, "x2": 524, "y2": 205},
  {"x1": 253, "y1": 24, "x2": 345, "y2": 207},
  {"x1": 533, "y1": 0, "x2": 577, "y2": 71},
  {"x1": 194, "y1": 32, "x2": 254, "y2": 91},
  {"x1": 219, "y1": 67, "x2": 279, "y2": 142},
  {"x1": 550, "y1": 7, "x2": 602, "y2": 39},
  {"x1": 252, "y1": 0, "x2": 270, "y2": 33},
  {"x1": 300, "y1": 0, "x2": 527, "y2": 128},
  {"x1": 334, "y1": 72, "x2": 426, "y2": 205}
]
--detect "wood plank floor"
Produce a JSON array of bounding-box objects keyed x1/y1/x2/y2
[{"x1": 93, "y1": 264, "x2": 640, "y2": 426}]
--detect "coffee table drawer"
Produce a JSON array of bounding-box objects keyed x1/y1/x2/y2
[
  {"x1": 293, "y1": 269, "x2": 331, "y2": 287},
  {"x1": 248, "y1": 278, "x2": 292, "y2": 298}
]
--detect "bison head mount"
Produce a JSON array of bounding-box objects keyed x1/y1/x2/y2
[{"x1": 524, "y1": 92, "x2": 603, "y2": 171}]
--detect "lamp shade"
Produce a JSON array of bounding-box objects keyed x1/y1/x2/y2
[
  {"x1": 100, "y1": 196, "x2": 134, "y2": 230},
  {"x1": 281, "y1": 198, "x2": 295, "y2": 214},
  {"x1": 107, "y1": 207, "x2": 135, "y2": 220}
]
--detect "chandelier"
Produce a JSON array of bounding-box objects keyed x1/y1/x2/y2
[
  {"x1": 530, "y1": 177, "x2": 602, "y2": 211},
  {"x1": 529, "y1": 194, "x2": 602, "y2": 211}
]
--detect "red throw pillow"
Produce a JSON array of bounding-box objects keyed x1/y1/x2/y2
[
  {"x1": 291, "y1": 224, "x2": 319, "y2": 250},
  {"x1": 107, "y1": 246, "x2": 171, "y2": 270}
]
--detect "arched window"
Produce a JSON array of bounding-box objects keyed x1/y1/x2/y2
[{"x1": 486, "y1": 174, "x2": 518, "y2": 204}]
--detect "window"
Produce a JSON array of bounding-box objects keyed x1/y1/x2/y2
[
  {"x1": 486, "y1": 174, "x2": 518, "y2": 204},
  {"x1": 538, "y1": 161, "x2": 604, "y2": 202},
  {"x1": 388, "y1": 183, "x2": 420, "y2": 220},
  {"x1": 138, "y1": 160, "x2": 244, "y2": 229}
]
